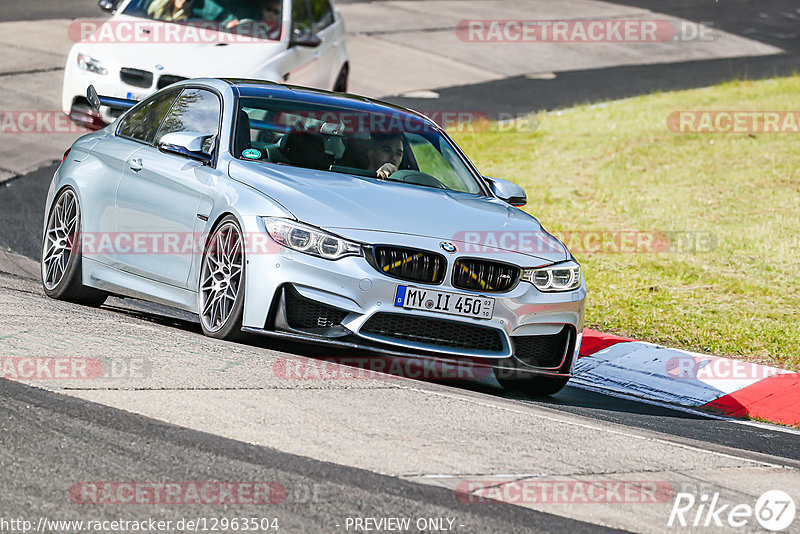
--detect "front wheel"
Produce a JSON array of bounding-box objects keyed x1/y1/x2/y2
[
  {"x1": 41, "y1": 187, "x2": 108, "y2": 306},
  {"x1": 199, "y1": 216, "x2": 246, "y2": 340},
  {"x1": 496, "y1": 374, "x2": 570, "y2": 396}
]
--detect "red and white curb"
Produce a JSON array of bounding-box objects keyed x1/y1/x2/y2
[{"x1": 573, "y1": 330, "x2": 800, "y2": 427}]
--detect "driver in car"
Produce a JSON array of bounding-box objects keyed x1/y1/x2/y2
[
  {"x1": 368, "y1": 133, "x2": 404, "y2": 179},
  {"x1": 147, "y1": 0, "x2": 194, "y2": 21}
]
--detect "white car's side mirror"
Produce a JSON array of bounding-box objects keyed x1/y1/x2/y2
[
  {"x1": 98, "y1": 0, "x2": 121, "y2": 14},
  {"x1": 290, "y1": 28, "x2": 322, "y2": 48},
  {"x1": 158, "y1": 132, "x2": 215, "y2": 165}
]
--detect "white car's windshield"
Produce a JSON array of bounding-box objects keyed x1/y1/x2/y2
[
  {"x1": 123, "y1": 0, "x2": 282, "y2": 40},
  {"x1": 234, "y1": 97, "x2": 485, "y2": 195}
]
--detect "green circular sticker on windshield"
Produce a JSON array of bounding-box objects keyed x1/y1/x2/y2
[{"x1": 242, "y1": 148, "x2": 262, "y2": 160}]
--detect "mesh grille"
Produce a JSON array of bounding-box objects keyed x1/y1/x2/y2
[
  {"x1": 285, "y1": 288, "x2": 348, "y2": 330},
  {"x1": 513, "y1": 327, "x2": 572, "y2": 368},
  {"x1": 372, "y1": 247, "x2": 446, "y2": 284},
  {"x1": 452, "y1": 258, "x2": 520, "y2": 293},
  {"x1": 120, "y1": 68, "x2": 154, "y2": 88},
  {"x1": 361, "y1": 313, "x2": 504, "y2": 352},
  {"x1": 157, "y1": 75, "x2": 188, "y2": 89}
]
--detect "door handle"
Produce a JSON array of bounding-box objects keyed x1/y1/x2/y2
[{"x1": 128, "y1": 158, "x2": 143, "y2": 172}]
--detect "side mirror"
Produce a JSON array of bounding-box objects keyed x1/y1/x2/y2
[
  {"x1": 98, "y1": 0, "x2": 121, "y2": 14},
  {"x1": 87, "y1": 85, "x2": 101, "y2": 112},
  {"x1": 290, "y1": 27, "x2": 322, "y2": 48},
  {"x1": 485, "y1": 176, "x2": 527, "y2": 207},
  {"x1": 158, "y1": 132, "x2": 214, "y2": 165}
]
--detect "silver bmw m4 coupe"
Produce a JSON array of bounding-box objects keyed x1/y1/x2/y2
[{"x1": 42, "y1": 78, "x2": 586, "y2": 395}]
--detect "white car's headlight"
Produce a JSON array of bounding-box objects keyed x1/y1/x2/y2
[
  {"x1": 521, "y1": 261, "x2": 582, "y2": 292},
  {"x1": 77, "y1": 53, "x2": 108, "y2": 75},
  {"x1": 263, "y1": 218, "x2": 362, "y2": 260}
]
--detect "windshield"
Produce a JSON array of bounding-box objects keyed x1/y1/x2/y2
[
  {"x1": 123, "y1": 0, "x2": 282, "y2": 40},
  {"x1": 233, "y1": 97, "x2": 485, "y2": 195}
]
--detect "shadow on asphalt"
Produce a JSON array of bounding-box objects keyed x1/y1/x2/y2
[{"x1": 102, "y1": 294, "x2": 708, "y2": 424}]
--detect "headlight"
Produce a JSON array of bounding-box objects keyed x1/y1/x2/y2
[
  {"x1": 263, "y1": 218, "x2": 362, "y2": 260},
  {"x1": 521, "y1": 261, "x2": 581, "y2": 292},
  {"x1": 77, "y1": 53, "x2": 108, "y2": 75}
]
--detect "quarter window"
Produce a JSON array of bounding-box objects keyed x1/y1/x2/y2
[
  {"x1": 309, "y1": 0, "x2": 334, "y2": 32},
  {"x1": 291, "y1": 0, "x2": 311, "y2": 39},
  {"x1": 117, "y1": 88, "x2": 180, "y2": 144}
]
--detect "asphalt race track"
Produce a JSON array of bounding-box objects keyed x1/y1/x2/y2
[
  {"x1": 389, "y1": 0, "x2": 800, "y2": 116},
  {"x1": 4, "y1": 161, "x2": 800, "y2": 461},
  {"x1": 1, "y1": 1, "x2": 799, "y2": 533}
]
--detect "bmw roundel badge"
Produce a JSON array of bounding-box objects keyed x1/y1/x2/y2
[{"x1": 440, "y1": 242, "x2": 457, "y2": 253}]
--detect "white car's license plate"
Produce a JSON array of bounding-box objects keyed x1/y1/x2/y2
[{"x1": 394, "y1": 285, "x2": 494, "y2": 319}]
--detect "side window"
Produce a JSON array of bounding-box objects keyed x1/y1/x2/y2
[
  {"x1": 117, "y1": 89, "x2": 180, "y2": 144},
  {"x1": 291, "y1": 0, "x2": 311, "y2": 39},
  {"x1": 309, "y1": 0, "x2": 334, "y2": 32},
  {"x1": 155, "y1": 88, "x2": 221, "y2": 151}
]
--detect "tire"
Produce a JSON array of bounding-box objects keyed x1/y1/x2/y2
[
  {"x1": 199, "y1": 215, "x2": 246, "y2": 341},
  {"x1": 41, "y1": 187, "x2": 108, "y2": 307},
  {"x1": 496, "y1": 374, "x2": 570, "y2": 396},
  {"x1": 332, "y1": 64, "x2": 348, "y2": 93}
]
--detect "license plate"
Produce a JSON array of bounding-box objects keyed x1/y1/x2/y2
[{"x1": 394, "y1": 285, "x2": 494, "y2": 319}]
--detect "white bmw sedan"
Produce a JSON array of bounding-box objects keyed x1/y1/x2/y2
[{"x1": 62, "y1": 0, "x2": 348, "y2": 127}]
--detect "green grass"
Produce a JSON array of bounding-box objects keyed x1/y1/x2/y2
[
  {"x1": 747, "y1": 415, "x2": 800, "y2": 429},
  {"x1": 452, "y1": 76, "x2": 800, "y2": 370}
]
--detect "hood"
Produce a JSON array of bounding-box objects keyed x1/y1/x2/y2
[
  {"x1": 74, "y1": 15, "x2": 285, "y2": 82},
  {"x1": 229, "y1": 160, "x2": 570, "y2": 263}
]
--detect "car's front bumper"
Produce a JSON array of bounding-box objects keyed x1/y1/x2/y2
[{"x1": 240, "y1": 221, "x2": 586, "y2": 378}]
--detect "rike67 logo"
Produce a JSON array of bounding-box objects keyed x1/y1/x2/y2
[{"x1": 669, "y1": 490, "x2": 796, "y2": 531}]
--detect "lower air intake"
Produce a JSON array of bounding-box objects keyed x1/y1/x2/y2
[
  {"x1": 285, "y1": 287, "x2": 348, "y2": 330},
  {"x1": 360, "y1": 313, "x2": 504, "y2": 352},
  {"x1": 512, "y1": 326, "x2": 573, "y2": 368}
]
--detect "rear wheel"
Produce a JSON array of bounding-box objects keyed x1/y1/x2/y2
[
  {"x1": 199, "y1": 216, "x2": 246, "y2": 340},
  {"x1": 332, "y1": 64, "x2": 349, "y2": 93},
  {"x1": 496, "y1": 374, "x2": 570, "y2": 396},
  {"x1": 41, "y1": 188, "x2": 108, "y2": 306}
]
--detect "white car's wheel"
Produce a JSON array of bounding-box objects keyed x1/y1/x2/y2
[
  {"x1": 199, "y1": 216, "x2": 246, "y2": 340},
  {"x1": 41, "y1": 188, "x2": 108, "y2": 306}
]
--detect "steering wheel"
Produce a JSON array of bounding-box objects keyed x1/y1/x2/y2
[{"x1": 389, "y1": 170, "x2": 447, "y2": 189}]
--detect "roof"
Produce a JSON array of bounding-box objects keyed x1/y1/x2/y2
[{"x1": 222, "y1": 78, "x2": 438, "y2": 128}]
